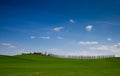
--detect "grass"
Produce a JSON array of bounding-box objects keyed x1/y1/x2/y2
[{"x1": 0, "y1": 55, "x2": 120, "y2": 76}]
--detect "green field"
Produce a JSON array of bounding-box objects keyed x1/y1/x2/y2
[{"x1": 0, "y1": 55, "x2": 120, "y2": 76}]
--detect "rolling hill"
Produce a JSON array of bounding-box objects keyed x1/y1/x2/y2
[{"x1": 0, "y1": 55, "x2": 120, "y2": 76}]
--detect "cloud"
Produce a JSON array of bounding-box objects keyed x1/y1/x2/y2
[
  {"x1": 69, "y1": 19, "x2": 75, "y2": 23},
  {"x1": 67, "y1": 51, "x2": 108, "y2": 56},
  {"x1": 40, "y1": 36, "x2": 50, "y2": 39},
  {"x1": 107, "y1": 38, "x2": 112, "y2": 41},
  {"x1": 90, "y1": 45, "x2": 109, "y2": 51},
  {"x1": 90, "y1": 43, "x2": 120, "y2": 53},
  {"x1": 1, "y1": 43, "x2": 16, "y2": 48},
  {"x1": 53, "y1": 27, "x2": 64, "y2": 32},
  {"x1": 30, "y1": 36, "x2": 36, "y2": 39},
  {"x1": 57, "y1": 36, "x2": 63, "y2": 39},
  {"x1": 85, "y1": 25, "x2": 93, "y2": 31},
  {"x1": 47, "y1": 48, "x2": 64, "y2": 55},
  {"x1": 78, "y1": 41, "x2": 99, "y2": 45},
  {"x1": 68, "y1": 51, "x2": 91, "y2": 56},
  {"x1": 47, "y1": 49, "x2": 110, "y2": 56},
  {"x1": 48, "y1": 48, "x2": 57, "y2": 51},
  {"x1": 112, "y1": 43, "x2": 120, "y2": 53}
]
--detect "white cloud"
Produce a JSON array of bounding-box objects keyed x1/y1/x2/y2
[
  {"x1": 57, "y1": 36, "x2": 63, "y2": 39},
  {"x1": 68, "y1": 51, "x2": 90, "y2": 56},
  {"x1": 53, "y1": 27, "x2": 64, "y2": 32},
  {"x1": 47, "y1": 49, "x2": 110, "y2": 56},
  {"x1": 68, "y1": 51, "x2": 107, "y2": 56},
  {"x1": 78, "y1": 41, "x2": 99, "y2": 45},
  {"x1": 30, "y1": 36, "x2": 36, "y2": 39},
  {"x1": 90, "y1": 45, "x2": 109, "y2": 51},
  {"x1": 112, "y1": 43, "x2": 120, "y2": 53},
  {"x1": 47, "y1": 48, "x2": 64, "y2": 55},
  {"x1": 107, "y1": 38, "x2": 112, "y2": 41},
  {"x1": 1, "y1": 43, "x2": 16, "y2": 48},
  {"x1": 90, "y1": 43, "x2": 120, "y2": 53},
  {"x1": 48, "y1": 48, "x2": 58, "y2": 51},
  {"x1": 45, "y1": 45, "x2": 120, "y2": 57},
  {"x1": 40, "y1": 36, "x2": 50, "y2": 39},
  {"x1": 69, "y1": 19, "x2": 75, "y2": 23},
  {"x1": 85, "y1": 25, "x2": 93, "y2": 31}
]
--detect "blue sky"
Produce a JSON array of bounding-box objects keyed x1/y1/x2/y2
[{"x1": 0, "y1": 0, "x2": 120, "y2": 56}]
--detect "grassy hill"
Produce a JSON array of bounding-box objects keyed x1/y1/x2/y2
[{"x1": 0, "y1": 55, "x2": 120, "y2": 76}]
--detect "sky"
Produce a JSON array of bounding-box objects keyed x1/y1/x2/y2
[{"x1": 0, "y1": 0, "x2": 120, "y2": 56}]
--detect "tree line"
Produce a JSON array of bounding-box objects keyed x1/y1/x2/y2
[{"x1": 21, "y1": 52, "x2": 115, "y2": 59}]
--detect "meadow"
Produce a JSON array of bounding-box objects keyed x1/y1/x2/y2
[{"x1": 0, "y1": 55, "x2": 120, "y2": 76}]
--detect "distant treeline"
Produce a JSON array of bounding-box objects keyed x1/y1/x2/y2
[
  {"x1": 22, "y1": 52, "x2": 115, "y2": 59},
  {"x1": 47, "y1": 53, "x2": 115, "y2": 59},
  {"x1": 22, "y1": 52, "x2": 53, "y2": 56},
  {"x1": 22, "y1": 52, "x2": 47, "y2": 56},
  {"x1": 51, "y1": 54, "x2": 115, "y2": 59}
]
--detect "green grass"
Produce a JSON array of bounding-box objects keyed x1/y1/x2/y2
[{"x1": 0, "y1": 55, "x2": 120, "y2": 76}]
